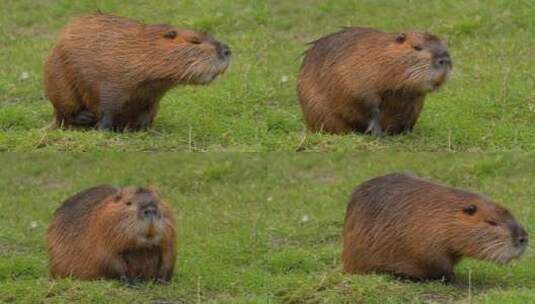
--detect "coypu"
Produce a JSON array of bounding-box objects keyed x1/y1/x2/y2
[
  {"x1": 342, "y1": 173, "x2": 528, "y2": 281},
  {"x1": 46, "y1": 185, "x2": 176, "y2": 282},
  {"x1": 298, "y1": 27, "x2": 452, "y2": 135},
  {"x1": 43, "y1": 14, "x2": 231, "y2": 131}
]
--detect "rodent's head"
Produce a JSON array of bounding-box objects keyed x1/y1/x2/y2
[
  {"x1": 447, "y1": 194, "x2": 528, "y2": 264},
  {"x1": 105, "y1": 187, "x2": 171, "y2": 248},
  {"x1": 147, "y1": 25, "x2": 231, "y2": 84},
  {"x1": 387, "y1": 31, "x2": 452, "y2": 93}
]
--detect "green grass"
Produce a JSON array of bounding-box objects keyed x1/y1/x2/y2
[
  {"x1": 1, "y1": 153, "x2": 534, "y2": 303},
  {"x1": 0, "y1": 0, "x2": 534, "y2": 151}
]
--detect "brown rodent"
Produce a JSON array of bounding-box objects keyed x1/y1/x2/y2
[
  {"x1": 46, "y1": 185, "x2": 176, "y2": 282},
  {"x1": 44, "y1": 14, "x2": 231, "y2": 131},
  {"x1": 342, "y1": 173, "x2": 528, "y2": 281},
  {"x1": 298, "y1": 27, "x2": 452, "y2": 135}
]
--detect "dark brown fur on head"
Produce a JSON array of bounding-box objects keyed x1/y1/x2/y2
[
  {"x1": 46, "y1": 185, "x2": 176, "y2": 282},
  {"x1": 43, "y1": 14, "x2": 231, "y2": 131},
  {"x1": 298, "y1": 27, "x2": 452, "y2": 135},
  {"x1": 342, "y1": 174, "x2": 528, "y2": 281}
]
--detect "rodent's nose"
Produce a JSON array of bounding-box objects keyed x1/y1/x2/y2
[
  {"x1": 216, "y1": 42, "x2": 232, "y2": 59},
  {"x1": 517, "y1": 235, "x2": 529, "y2": 247},
  {"x1": 139, "y1": 203, "x2": 159, "y2": 219},
  {"x1": 434, "y1": 52, "x2": 452, "y2": 68},
  {"x1": 513, "y1": 226, "x2": 529, "y2": 247}
]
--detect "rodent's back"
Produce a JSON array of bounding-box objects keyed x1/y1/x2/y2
[
  {"x1": 46, "y1": 184, "x2": 119, "y2": 278},
  {"x1": 300, "y1": 28, "x2": 396, "y2": 87},
  {"x1": 58, "y1": 14, "x2": 143, "y2": 49},
  {"x1": 53, "y1": 15, "x2": 148, "y2": 80},
  {"x1": 51, "y1": 184, "x2": 118, "y2": 229},
  {"x1": 301, "y1": 27, "x2": 382, "y2": 72},
  {"x1": 346, "y1": 173, "x2": 458, "y2": 224}
]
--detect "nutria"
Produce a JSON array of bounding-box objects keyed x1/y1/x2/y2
[
  {"x1": 43, "y1": 14, "x2": 231, "y2": 131},
  {"x1": 298, "y1": 27, "x2": 452, "y2": 135},
  {"x1": 46, "y1": 185, "x2": 176, "y2": 282},
  {"x1": 342, "y1": 173, "x2": 528, "y2": 281}
]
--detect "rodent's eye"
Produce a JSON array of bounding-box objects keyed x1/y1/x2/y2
[
  {"x1": 395, "y1": 33, "x2": 406, "y2": 44},
  {"x1": 163, "y1": 30, "x2": 177, "y2": 39},
  {"x1": 189, "y1": 37, "x2": 202, "y2": 45},
  {"x1": 125, "y1": 201, "x2": 132, "y2": 206},
  {"x1": 463, "y1": 204, "x2": 477, "y2": 216},
  {"x1": 413, "y1": 45, "x2": 423, "y2": 51},
  {"x1": 486, "y1": 220, "x2": 498, "y2": 226}
]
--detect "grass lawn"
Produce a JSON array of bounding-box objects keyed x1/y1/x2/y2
[
  {"x1": 0, "y1": 0, "x2": 534, "y2": 151},
  {"x1": 0, "y1": 153, "x2": 534, "y2": 303}
]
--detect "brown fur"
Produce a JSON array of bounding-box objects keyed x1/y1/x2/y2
[
  {"x1": 43, "y1": 14, "x2": 231, "y2": 131},
  {"x1": 342, "y1": 173, "x2": 528, "y2": 281},
  {"x1": 298, "y1": 27, "x2": 452, "y2": 135},
  {"x1": 46, "y1": 185, "x2": 176, "y2": 282}
]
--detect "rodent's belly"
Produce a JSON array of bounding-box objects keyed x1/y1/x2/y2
[
  {"x1": 378, "y1": 92, "x2": 422, "y2": 134},
  {"x1": 340, "y1": 102, "x2": 371, "y2": 133},
  {"x1": 123, "y1": 248, "x2": 162, "y2": 280}
]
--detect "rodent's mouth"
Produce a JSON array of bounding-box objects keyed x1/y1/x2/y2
[
  {"x1": 146, "y1": 222, "x2": 156, "y2": 238},
  {"x1": 135, "y1": 221, "x2": 164, "y2": 246},
  {"x1": 186, "y1": 58, "x2": 230, "y2": 85},
  {"x1": 431, "y1": 70, "x2": 451, "y2": 90},
  {"x1": 405, "y1": 66, "x2": 450, "y2": 93},
  {"x1": 513, "y1": 241, "x2": 529, "y2": 257},
  {"x1": 197, "y1": 73, "x2": 219, "y2": 85},
  {"x1": 137, "y1": 233, "x2": 162, "y2": 247},
  {"x1": 483, "y1": 241, "x2": 528, "y2": 264},
  {"x1": 422, "y1": 71, "x2": 450, "y2": 93},
  {"x1": 216, "y1": 58, "x2": 231, "y2": 74},
  {"x1": 431, "y1": 81, "x2": 443, "y2": 91},
  {"x1": 419, "y1": 80, "x2": 442, "y2": 93}
]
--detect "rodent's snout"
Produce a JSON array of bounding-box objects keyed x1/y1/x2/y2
[
  {"x1": 433, "y1": 51, "x2": 452, "y2": 69},
  {"x1": 138, "y1": 202, "x2": 160, "y2": 219},
  {"x1": 513, "y1": 225, "x2": 529, "y2": 248},
  {"x1": 216, "y1": 42, "x2": 232, "y2": 59},
  {"x1": 517, "y1": 235, "x2": 529, "y2": 247}
]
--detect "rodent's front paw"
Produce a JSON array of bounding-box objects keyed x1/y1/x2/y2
[
  {"x1": 155, "y1": 276, "x2": 171, "y2": 284},
  {"x1": 120, "y1": 275, "x2": 135, "y2": 287},
  {"x1": 366, "y1": 123, "x2": 384, "y2": 137}
]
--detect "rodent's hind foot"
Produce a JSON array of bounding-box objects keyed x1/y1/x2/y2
[
  {"x1": 441, "y1": 272, "x2": 456, "y2": 284},
  {"x1": 365, "y1": 106, "x2": 384, "y2": 136},
  {"x1": 365, "y1": 119, "x2": 384, "y2": 137},
  {"x1": 120, "y1": 275, "x2": 136, "y2": 288},
  {"x1": 71, "y1": 110, "x2": 98, "y2": 126},
  {"x1": 96, "y1": 115, "x2": 115, "y2": 131},
  {"x1": 402, "y1": 122, "x2": 414, "y2": 134},
  {"x1": 155, "y1": 277, "x2": 171, "y2": 284},
  {"x1": 132, "y1": 112, "x2": 153, "y2": 131}
]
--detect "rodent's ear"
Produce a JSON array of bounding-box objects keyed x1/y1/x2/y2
[
  {"x1": 463, "y1": 204, "x2": 477, "y2": 216},
  {"x1": 146, "y1": 185, "x2": 162, "y2": 198},
  {"x1": 112, "y1": 193, "x2": 123, "y2": 203},
  {"x1": 147, "y1": 185, "x2": 160, "y2": 193},
  {"x1": 163, "y1": 30, "x2": 177, "y2": 39},
  {"x1": 395, "y1": 33, "x2": 406, "y2": 44}
]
